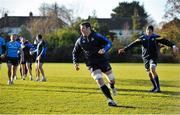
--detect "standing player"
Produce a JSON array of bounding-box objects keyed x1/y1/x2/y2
[
  {"x1": 72, "y1": 22, "x2": 117, "y2": 106},
  {"x1": 20, "y1": 36, "x2": 33, "y2": 80},
  {"x1": 0, "y1": 33, "x2": 6, "y2": 70},
  {"x1": 6, "y1": 34, "x2": 21, "y2": 85},
  {"x1": 34, "y1": 34, "x2": 47, "y2": 82},
  {"x1": 118, "y1": 25, "x2": 179, "y2": 92}
]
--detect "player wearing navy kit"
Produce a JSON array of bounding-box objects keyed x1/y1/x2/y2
[
  {"x1": 34, "y1": 34, "x2": 47, "y2": 82},
  {"x1": 20, "y1": 36, "x2": 34, "y2": 80},
  {"x1": 118, "y1": 25, "x2": 179, "y2": 92},
  {"x1": 72, "y1": 22, "x2": 117, "y2": 106}
]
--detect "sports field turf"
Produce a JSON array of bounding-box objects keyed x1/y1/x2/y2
[{"x1": 0, "y1": 63, "x2": 180, "y2": 114}]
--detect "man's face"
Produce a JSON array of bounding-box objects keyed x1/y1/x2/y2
[
  {"x1": 80, "y1": 25, "x2": 91, "y2": 36},
  {"x1": 146, "y1": 28, "x2": 153, "y2": 36},
  {"x1": 11, "y1": 34, "x2": 17, "y2": 41}
]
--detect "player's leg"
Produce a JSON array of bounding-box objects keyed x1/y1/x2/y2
[
  {"x1": 35, "y1": 61, "x2": 40, "y2": 81},
  {"x1": 26, "y1": 63, "x2": 33, "y2": 80},
  {"x1": 100, "y1": 62, "x2": 117, "y2": 96},
  {"x1": 149, "y1": 59, "x2": 160, "y2": 92},
  {"x1": 7, "y1": 63, "x2": 12, "y2": 85},
  {"x1": 91, "y1": 69, "x2": 116, "y2": 106},
  {"x1": 104, "y1": 69, "x2": 117, "y2": 96},
  {"x1": 38, "y1": 63, "x2": 46, "y2": 82},
  {"x1": 11, "y1": 65, "x2": 18, "y2": 84},
  {"x1": 11, "y1": 58, "x2": 19, "y2": 83},
  {"x1": 148, "y1": 71, "x2": 157, "y2": 92},
  {"x1": 144, "y1": 59, "x2": 157, "y2": 92},
  {"x1": 38, "y1": 57, "x2": 46, "y2": 82},
  {"x1": 20, "y1": 63, "x2": 26, "y2": 80}
]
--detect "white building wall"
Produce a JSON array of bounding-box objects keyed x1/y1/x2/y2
[{"x1": 0, "y1": 27, "x2": 21, "y2": 34}]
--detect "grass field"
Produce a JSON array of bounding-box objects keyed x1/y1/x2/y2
[{"x1": 0, "y1": 63, "x2": 180, "y2": 114}]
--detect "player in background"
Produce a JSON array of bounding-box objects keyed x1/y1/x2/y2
[
  {"x1": 118, "y1": 25, "x2": 179, "y2": 92},
  {"x1": 20, "y1": 36, "x2": 34, "y2": 80},
  {"x1": 6, "y1": 34, "x2": 22, "y2": 85},
  {"x1": 0, "y1": 33, "x2": 6, "y2": 70},
  {"x1": 33, "y1": 34, "x2": 47, "y2": 82}
]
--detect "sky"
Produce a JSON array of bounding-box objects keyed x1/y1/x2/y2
[{"x1": 0, "y1": 0, "x2": 167, "y2": 24}]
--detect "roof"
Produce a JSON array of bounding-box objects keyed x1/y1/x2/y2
[
  {"x1": 97, "y1": 16, "x2": 147, "y2": 30},
  {"x1": 97, "y1": 18, "x2": 132, "y2": 30},
  {"x1": 0, "y1": 16, "x2": 46, "y2": 28},
  {"x1": 0, "y1": 15, "x2": 67, "y2": 28}
]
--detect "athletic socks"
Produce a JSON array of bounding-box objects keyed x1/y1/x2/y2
[
  {"x1": 100, "y1": 84, "x2": 113, "y2": 100},
  {"x1": 109, "y1": 83, "x2": 115, "y2": 89},
  {"x1": 154, "y1": 76, "x2": 160, "y2": 90},
  {"x1": 150, "y1": 78, "x2": 156, "y2": 89}
]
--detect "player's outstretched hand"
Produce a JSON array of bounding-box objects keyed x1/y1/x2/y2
[
  {"x1": 118, "y1": 48, "x2": 125, "y2": 54},
  {"x1": 98, "y1": 49, "x2": 105, "y2": 54},
  {"x1": 173, "y1": 46, "x2": 179, "y2": 57},
  {"x1": 0, "y1": 54, "x2": 5, "y2": 59},
  {"x1": 74, "y1": 63, "x2": 80, "y2": 71}
]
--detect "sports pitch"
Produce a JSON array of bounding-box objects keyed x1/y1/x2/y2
[{"x1": 0, "y1": 63, "x2": 180, "y2": 114}]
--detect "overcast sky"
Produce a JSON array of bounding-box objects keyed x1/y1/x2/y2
[{"x1": 0, "y1": 0, "x2": 167, "y2": 24}]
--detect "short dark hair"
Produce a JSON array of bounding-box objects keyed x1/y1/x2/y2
[
  {"x1": 80, "y1": 22, "x2": 92, "y2": 29},
  {"x1": 147, "y1": 25, "x2": 154, "y2": 32},
  {"x1": 37, "y1": 34, "x2": 42, "y2": 39}
]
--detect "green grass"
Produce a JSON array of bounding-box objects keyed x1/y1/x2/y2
[{"x1": 0, "y1": 63, "x2": 180, "y2": 114}]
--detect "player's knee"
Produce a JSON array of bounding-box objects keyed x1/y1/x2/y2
[
  {"x1": 92, "y1": 73, "x2": 102, "y2": 80},
  {"x1": 106, "y1": 73, "x2": 115, "y2": 81},
  {"x1": 150, "y1": 64, "x2": 156, "y2": 71},
  {"x1": 91, "y1": 69, "x2": 102, "y2": 80},
  {"x1": 96, "y1": 78, "x2": 105, "y2": 86}
]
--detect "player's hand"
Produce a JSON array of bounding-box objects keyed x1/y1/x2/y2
[
  {"x1": 172, "y1": 46, "x2": 179, "y2": 56},
  {"x1": 29, "y1": 51, "x2": 34, "y2": 55},
  {"x1": 74, "y1": 63, "x2": 80, "y2": 71},
  {"x1": 118, "y1": 48, "x2": 125, "y2": 54},
  {"x1": 21, "y1": 44, "x2": 25, "y2": 49},
  {"x1": 98, "y1": 49, "x2": 105, "y2": 54},
  {"x1": 0, "y1": 54, "x2": 5, "y2": 59}
]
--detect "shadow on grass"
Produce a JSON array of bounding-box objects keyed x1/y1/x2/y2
[
  {"x1": 113, "y1": 105, "x2": 136, "y2": 109},
  {"x1": 2, "y1": 83, "x2": 101, "y2": 94},
  {"x1": 1, "y1": 79, "x2": 180, "y2": 97},
  {"x1": 118, "y1": 79, "x2": 180, "y2": 88},
  {"x1": 160, "y1": 90, "x2": 180, "y2": 95}
]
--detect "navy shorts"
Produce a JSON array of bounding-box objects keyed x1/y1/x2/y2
[
  {"x1": 7, "y1": 57, "x2": 19, "y2": 66},
  {"x1": 87, "y1": 61, "x2": 112, "y2": 73},
  {"x1": 21, "y1": 58, "x2": 33, "y2": 64},
  {"x1": 143, "y1": 58, "x2": 157, "y2": 71}
]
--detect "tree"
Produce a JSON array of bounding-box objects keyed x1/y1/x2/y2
[
  {"x1": 0, "y1": 8, "x2": 9, "y2": 17},
  {"x1": 39, "y1": 2, "x2": 73, "y2": 24},
  {"x1": 157, "y1": 18, "x2": 180, "y2": 56},
  {"x1": 27, "y1": 2, "x2": 72, "y2": 37},
  {"x1": 19, "y1": 25, "x2": 32, "y2": 42},
  {"x1": 45, "y1": 27, "x2": 79, "y2": 62},
  {"x1": 111, "y1": 1, "x2": 148, "y2": 29},
  {"x1": 164, "y1": 0, "x2": 180, "y2": 21}
]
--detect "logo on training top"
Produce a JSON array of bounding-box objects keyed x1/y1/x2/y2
[
  {"x1": 82, "y1": 40, "x2": 86, "y2": 43},
  {"x1": 91, "y1": 38, "x2": 94, "y2": 41},
  {"x1": 9, "y1": 43, "x2": 18, "y2": 48}
]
